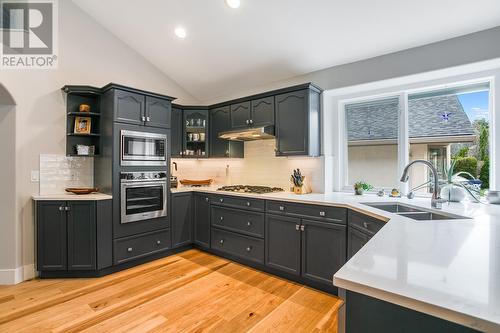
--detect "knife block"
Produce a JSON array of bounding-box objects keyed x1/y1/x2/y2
[{"x1": 291, "y1": 177, "x2": 312, "y2": 195}]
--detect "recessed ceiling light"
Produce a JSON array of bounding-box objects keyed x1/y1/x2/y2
[
  {"x1": 225, "y1": 0, "x2": 240, "y2": 9},
  {"x1": 174, "y1": 26, "x2": 187, "y2": 39}
]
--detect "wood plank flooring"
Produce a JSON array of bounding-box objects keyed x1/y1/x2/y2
[{"x1": 0, "y1": 249, "x2": 343, "y2": 332}]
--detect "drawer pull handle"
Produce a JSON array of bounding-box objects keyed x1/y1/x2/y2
[
  {"x1": 246, "y1": 202, "x2": 251, "y2": 206},
  {"x1": 220, "y1": 198, "x2": 224, "y2": 203},
  {"x1": 247, "y1": 221, "x2": 252, "y2": 226},
  {"x1": 246, "y1": 246, "x2": 252, "y2": 252},
  {"x1": 220, "y1": 216, "x2": 224, "y2": 221},
  {"x1": 319, "y1": 211, "x2": 325, "y2": 216},
  {"x1": 279, "y1": 206, "x2": 285, "y2": 211},
  {"x1": 127, "y1": 247, "x2": 133, "y2": 252},
  {"x1": 205, "y1": 197, "x2": 209, "y2": 202},
  {"x1": 295, "y1": 224, "x2": 300, "y2": 231},
  {"x1": 363, "y1": 222, "x2": 369, "y2": 228},
  {"x1": 300, "y1": 225, "x2": 305, "y2": 232},
  {"x1": 219, "y1": 239, "x2": 224, "y2": 245},
  {"x1": 156, "y1": 240, "x2": 161, "y2": 245}
]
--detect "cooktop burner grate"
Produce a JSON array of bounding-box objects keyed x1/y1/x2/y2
[{"x1": 217, "y1": 185, "x2": 284, "y2": 194}]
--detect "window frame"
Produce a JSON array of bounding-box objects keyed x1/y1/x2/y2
[{"x1": 338, "y1": 77, "x2": 495, "y2": 195}]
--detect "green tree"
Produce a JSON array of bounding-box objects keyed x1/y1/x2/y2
[{"x1": 479, "y1": 157, "x2": 489, "y2": 189}]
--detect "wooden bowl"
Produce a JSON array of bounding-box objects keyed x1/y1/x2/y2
[
  {"x1": 65, "y1": 187, "x2": 99, "y2": 195},
  {"x1": 179, "y1": 179, "x2": 213, "y2": 186}
]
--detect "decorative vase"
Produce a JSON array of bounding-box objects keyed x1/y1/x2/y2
[{"x1": 440, "y1": 185, "x2": 466, "y2": 202}]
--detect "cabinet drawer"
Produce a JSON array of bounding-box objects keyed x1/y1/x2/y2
[
  {"x1": 266, "y1": 201, "x2": 346, "y2": 223},
  {"x1": 211, "y1": 228, "x2": 264, "y2": 264},
  {"x1": 114, "y1": 229, "x2": 171, "y2": 264},
  {"x1": 348, "y1": 210, "x2": 385, "y2": 235},
  {"x1": 211, "y1": 206, "x2": 264, "y2": 238},
  {"x1": 211, "y1": 195, "x2": 265, "y2": 212}
]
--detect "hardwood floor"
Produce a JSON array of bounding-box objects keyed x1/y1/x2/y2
[{"x1": 0, "y1": 249, "x2": 343, "y2": 332}]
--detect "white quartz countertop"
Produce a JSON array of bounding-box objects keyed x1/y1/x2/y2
[
  {"x1": 172, "y1": 186, "x2": 500, "y2": 332},
  {"x1": 32, "y1": 193, "x2": 112, "y2": 201}
]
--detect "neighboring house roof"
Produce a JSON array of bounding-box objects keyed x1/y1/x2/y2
[{"x1": 346, "y1": 95, "x2": 475, "y2": 142}]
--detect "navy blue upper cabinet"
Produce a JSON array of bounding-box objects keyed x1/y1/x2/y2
[
  {"x1": 275, "y1": 87, "x2": 321, "y2": 156},
  {"x1": 171, "y1": 107, "x2": 183, "y2": 157},
  {"x1": 210, "y1": 106, "x2": 244, "y2": 158},
  {"x1": 145, "y1": 96, "x2": 171, "y2": 128},
  {"x1": 250, "y1": 96, "x2": 274, "y2": 127},
  {"x1": 230, "y1": 101, "x2": 251, "y2": 129},
  {"x1": 114, "y1": 90, "x2": 145, "y2": 126}
]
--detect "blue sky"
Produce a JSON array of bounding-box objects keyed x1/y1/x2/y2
[{"x1": 458, "y1": 90, "x2": 489, "y2": 122}]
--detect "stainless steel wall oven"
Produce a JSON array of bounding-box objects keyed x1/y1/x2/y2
[{"x1": 120, "y1": 171, "x2": 167, "y2": 223}]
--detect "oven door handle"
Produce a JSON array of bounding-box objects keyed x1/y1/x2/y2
[{"x1": 121, "y1": 181, "x2": 167, "y2": 188}]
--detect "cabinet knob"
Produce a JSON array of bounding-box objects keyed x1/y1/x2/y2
[
  {"x1": 246, "y1": 246, "x2": 252, "y2": 252},
  {"x1": 205, "y1": 197, "x2": 209, "y2": 202},
  {"x1": 219, "y1": 239, "x2": 224, "y2": 245},
  {"x1": 127, "y1": 247, "x2": 133, "y2": 252},
  {"x1": 249, "y1": 119, "x2": 254, "y2": 125},
  {"x1": 279, "y1": 206, "x2": 285, "y2": 211},
  {"x1": 156, "y1": 240, "x2": 161, "y2": 245},
  {"x1": 319, "y1": 211, "x2": 325, "y2": 217},
  {"x1": 141, "y1": 116, "x2": 146, "y2": 122},
  {"x1": 363, "y1": 222, "x2": 369, "y2": 228},
  {"x1": 246, "y1": 201, "x2": 251, "y2": 207},
  {"x1": 65, "y1": 206, "x2": 71, "y2": 211},
  {"x1": 295, "y1": 224, "x2": 300, "y2": 231},
  {"x1": 247, "y1": 221, "x2": 252, "y2": 226},
  {"x1": 220, "y1": 216, "x2": 224, "y2": 221},
  {"x1": 300, "y1": 225, "x2": 305, "y2": 232},
  {"x1": 245, "y1": 119, "x2": 250, "y2": 125},
  {"x1": 59, "y1": 206, "x2": 65, "y2": 211},
  {"x1": 220, "y1": 198, "x2": 224, "y2": 203},
  {"x1": 146, "y1": 116, "x2": 151, "y2": 122}
]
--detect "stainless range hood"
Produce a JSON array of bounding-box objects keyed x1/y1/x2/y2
[{"x1": 218, "y1": 125, "x2": 275, "y2": 141}]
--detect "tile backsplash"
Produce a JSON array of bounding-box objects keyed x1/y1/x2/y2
[
  {"x1": 39, "y1": 154, "x2": 94, "y2": 195},
  {"x1": 172, "y1": 140, "x2": 324, "y2": 192}
]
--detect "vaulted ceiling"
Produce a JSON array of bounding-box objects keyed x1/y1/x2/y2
[{"x1": 72, "y1": 0, "x2": 500, "y2": 102}]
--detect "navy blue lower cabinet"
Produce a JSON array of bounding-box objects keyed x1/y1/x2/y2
[
  {"x1": 194, "y1": 193, "x2": 211, "y2": 248},
  {"x1": 301, "y1": 219, "x2": 346, "y2": 285},
  {"x1": 171, "y1": 192, "x2": 193, "y2": 248},
  {"x1": 346, "y1": 290, "x2": 481, "y2": 333},
  {"x1": 265, "y1": 214, "x2": 301, "y2": 275},
  {"x1": 36, "y1": 199, "x2": 112, "y2": 275}
]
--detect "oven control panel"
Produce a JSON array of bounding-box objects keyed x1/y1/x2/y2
[{"x1": 121, "y1": 171, "x2": 167, "y2": 182}]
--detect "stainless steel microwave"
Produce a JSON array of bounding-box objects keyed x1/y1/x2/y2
[{"x1": 121, "y1": 130, "x2": 167, "y2": 166}]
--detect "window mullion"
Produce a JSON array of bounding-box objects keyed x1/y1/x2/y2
[{"x1": 398, "y1": 92, "x2": 409, "y2": 195}]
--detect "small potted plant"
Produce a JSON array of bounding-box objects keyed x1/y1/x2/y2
[
  {"x1": 440, "y1": 159, "x2": 481, "y2": 202},
  {"x1": 353, "y1": 181, "x2": 373, "y2": 195}
]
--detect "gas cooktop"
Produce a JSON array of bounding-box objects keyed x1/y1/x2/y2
[{"x1": 217, "y1": 185, "x2": 284, "y2": 194}]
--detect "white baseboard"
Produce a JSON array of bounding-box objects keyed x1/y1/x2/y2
[{"x1": 0, "y1": 264, "x2": 37, "y2": 285}]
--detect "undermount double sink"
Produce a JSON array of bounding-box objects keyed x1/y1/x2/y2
[{"x1": 362, "y1": 202, "x2": 470, "y2": 221}]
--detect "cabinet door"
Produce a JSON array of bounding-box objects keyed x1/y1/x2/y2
[
  {"x1": 172, "y1": 193, "x2": 193, "y2": 248},
  {"x1": 36, "y1": 201, "x2": 67, "y2": 271},
  {"x1": 275, "y1": 89, "x2": 308, "y2": 156},
  {"x1": 194, "y1": 194, "x2": 211, "y2": 248},
  {"x1": 184, "y1": 110, "x2": 209, "y2": 158},
  {"x1": 114, "y1": 89, "x2": 145, "y2": 125},
  {"x1": 210, "y1": 106, "x2": 244, "y2": 158},
  {"x1": 67, "y1": 201, "x2": 96, "y2": 270},
  {"x1": 171, "y1": 108, "x2": 183, "y2": 157},
  {"x1": 348, "y1": 226, "x2": 370, "y2": 260},
  {"x1": 301, "y1": 219, "x2": 346, "y2": 285},
  {"x1": 265, "y1": 214, "x2": 301, "y2": 276},
  {"x1": 251, "y1": 96, "x2": 274, "y2": 127},
  {"x1": 230, "y1": 101, "x2": 251, "y2": 129},
  {"x1": 145, "y1": 96, "x2": 171, "y2": 128}
]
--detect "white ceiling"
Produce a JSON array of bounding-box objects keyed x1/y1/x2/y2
[{"x1": 72, "y1": 0, "x2": 500, "y2": 103}]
